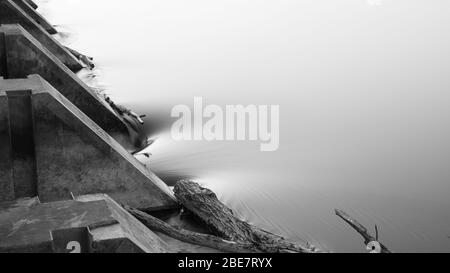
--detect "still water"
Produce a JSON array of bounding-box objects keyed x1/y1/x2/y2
[{"x1": 37, "y1": 0, "x2": 450, "y2": 252}]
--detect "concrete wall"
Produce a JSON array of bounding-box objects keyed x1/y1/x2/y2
[
  {"x1": 6, "y1": 90, "x2": 38, "y2": 199},
  {"x1": 0, "y1": 75, "x2": 177, "y2": 210},
  {"x1": 0, "y1": 24, "x2": 142, "y2": 151},
  {"x1": 0, "y1": 0, "x2": 81, "y2": 70},
  {"x1": 0, "y1": 93, "x2": 14, "y2": 201}
]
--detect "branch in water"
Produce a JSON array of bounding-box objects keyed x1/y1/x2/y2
[
  {"x1": 335, "y1": 209, "x2": 391, "y2": 253},
  {"x1": 173, "y1": 180, "x2": 319, "y2": 253},
  {"x1": 64, "y1": 46, "x2": 95, "y2": 69},
  {"x1": 124, "y1": 205, "x2": 262, "y2": 253}
]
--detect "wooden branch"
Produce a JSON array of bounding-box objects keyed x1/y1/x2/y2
[
  {"x1": 335, "y1": 209, "x2": 391, "y2": 253},
  {"x1": 64, "y1": 46, "x2": 95, "y2": 69},
  {"x1": 173, "y1": 180, "x2": 318, "y2": 253},
  {"x1": 124, "y1": 205, "x2": 261, "y2": 253}
]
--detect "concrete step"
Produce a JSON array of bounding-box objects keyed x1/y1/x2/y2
[
  {"x1": 0, "y1": 0, "x2": 81, "y2": 70},
  {"x1": 0, "y1": 24, "x2": 145, "y2": 151},
  {"x1": 0, "y1": 75, "x2": 177, "y2": 210},
  {"x1": 11, "y1": 0, "x2": 57, "y2": 34},
  {"x1": 24, "y1": 0, "x2": 37, "y2": 9},
  {"x1": 0, "y1": 194, "x2": 173, "y2": 253}
]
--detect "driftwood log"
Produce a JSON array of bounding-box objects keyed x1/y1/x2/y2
[
  {"x1": 125, "y1": 206, "x2": 262, "y2": 253},
  {"x1": 173, "y1": 180, "x2": 318, "y2": 253},
  {"x1": 335, "y1": 209, "x2": 391, "y2": 253}
]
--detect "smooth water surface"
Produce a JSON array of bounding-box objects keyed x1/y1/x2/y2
[{"x1": 37, "y1": 0, "x2": 450, "y2": 252}]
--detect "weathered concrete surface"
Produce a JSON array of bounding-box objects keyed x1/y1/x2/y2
[
  {"x1": 6, "y1": 90, "x2": 38, "y2": 199},
  {"x1": 0, "y1": 195, "x2": 172, "y2": 253},
  {"x1": 0, "y1": 75, "x2": 177, "y2": 210},
  {"x1": 24, "y1": 0, "x2": 37, "y2": 9},
  {"x1": 0, "y1": 24, "x2": 146, "y2": 151},
  {"x1": 11, "y1": 0, "x2": 57, "y2": 34},
  {"x1": 76, "y1": 194, "x2": 173, "y2": 253},
  {"x1": 0, "y1": 1, "x2": 81, "y2": 70},
  {"x1": 0, "y1": 92, "x2": 14, "y2": 202}
]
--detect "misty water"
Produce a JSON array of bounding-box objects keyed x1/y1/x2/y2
[{"x1": 37, "y1": 0, "x2": 450, "y2": 252}]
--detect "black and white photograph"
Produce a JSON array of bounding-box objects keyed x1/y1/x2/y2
[{"x1": 0, "y1": 0, "x2": 449, "y2": 264}]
